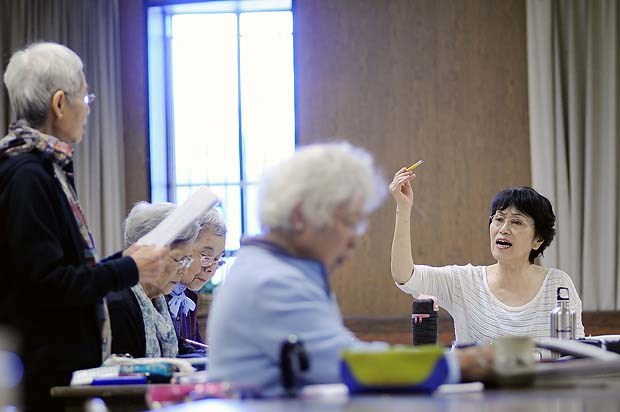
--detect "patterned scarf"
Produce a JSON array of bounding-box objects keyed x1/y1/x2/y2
[
  {"x1": 0, "y1": 120, "x2": 111, "y2": 360},
  {"x1": 0, "y1": 119, "x2": 73, "y2": 165},
  {"x1": 167, "y1": 283, "x2": 196, "y2": 318},
  {"x1": 131, "y1": 284, "x2": 179, "y2": 358}
]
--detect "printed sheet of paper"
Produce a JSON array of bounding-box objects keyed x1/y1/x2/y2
[{"x1": 137, "y1": 186, "x2": 219, "y2": 246}]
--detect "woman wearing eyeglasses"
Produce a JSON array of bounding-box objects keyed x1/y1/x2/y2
[
  {"x1": 0, "y1": 43, "x2": 169, "y2": 410},
  {"x1": 389, "y1": 168, "x2": 584, "y2": 346},
  {"x1": 208, "y1": 142, "x2": 389, "y2": 395},
  {"x1": 167, "y1": 208, "x2": 227, "y2": 355},
  {"x1": 107, "y1": 202, "x2": 200, "y2": 358}
]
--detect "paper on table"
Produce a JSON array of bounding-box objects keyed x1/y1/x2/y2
[
  {"x1": 137, "y1": 186, "x2": 219, "y2": 247},
  {"x1": 536, "y1": 337, "x2": 620, "y2": 360},
  {"x1": 71, "y1": 366, "x2": 120, "y2": 385},
  {"x1": 435, "y1": 382, "x2": 484, "y2": 395}
]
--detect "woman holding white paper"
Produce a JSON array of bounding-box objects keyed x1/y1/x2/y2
[
  {"x1": 0, "y1": 42, "x2": 169, "y2": 411},
  {"x1": 107, "y1": 202, "x2": 200, "y2": 358},
  {"x1": 389, "y1": 168, "x2": 584, "y2": 345}
]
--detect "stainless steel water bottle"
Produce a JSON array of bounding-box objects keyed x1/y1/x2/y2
[{"x1": 550, "y1": 286, "x2": 576, "y2": 340}]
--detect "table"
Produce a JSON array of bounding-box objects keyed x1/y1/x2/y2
[
  {"x1": 51, "y1": 384, "x2": 152, "y2": 412},
  {"x1": 52, "y1": 375, "x2": 620, "y2": 412},
  {"x1": 157, "y1": 378, "x2": 620, "y2": 412}
]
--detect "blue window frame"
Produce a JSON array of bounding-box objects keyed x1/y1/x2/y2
[{"x1": 147, "y1": 1, "x2": 295, "y2": 256}]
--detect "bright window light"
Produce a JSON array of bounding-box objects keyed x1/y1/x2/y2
[{"x1": 148, "y1": 3, "x2": 295, "y2": 256}]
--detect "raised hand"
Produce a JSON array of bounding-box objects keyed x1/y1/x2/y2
[{"x1": 388, "y1": 167, "x2": 416, "y2": 209}]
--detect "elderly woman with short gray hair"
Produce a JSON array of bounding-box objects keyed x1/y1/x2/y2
[
  {"x1": 0, "y1": 42, "x2": 168, "y2": 411},
  {"x1": 168, "y1": 207, "x2": 227, "y2": 354},
  {"x1": 107, "y1": 201, "x2": 200, "y2": 359},
  {"x1": 207, "y1": 142, "x2": 496, "y2": 396},
  {"x1": 207, "y1": 142, "x2": 389, "y2": 394}
]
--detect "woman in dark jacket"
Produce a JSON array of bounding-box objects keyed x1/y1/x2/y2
[
  {"x1": 108, "y1": 202, "x2": 199, "y2": 359},
  {"x1": 0, "y1": 42, "x2": 167, "y2": 411}
]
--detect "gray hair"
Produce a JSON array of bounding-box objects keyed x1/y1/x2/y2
[
  {"x1": 3, "y1": 42, "x2": 84, "y2": 126},
  {"x1": 198, "y1": 208, "x2": 227, "y2": 236},
  {"x1": 123, "y1": 202, "x2": 199, "y2": 248},
  {"x1": 258, "y1": 141, "x2": 387, "y2": 232}
]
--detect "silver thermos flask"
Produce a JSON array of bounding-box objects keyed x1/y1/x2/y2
[{"x1": 550, "y1": 286, "x2": 576, "y2": 340}]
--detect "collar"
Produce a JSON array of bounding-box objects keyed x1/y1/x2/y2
[
  {"x1": 241, "y1": 237, "x2": 332, "y2": 297},
  {"x1": 167, "y1": 283, "x2": 196, "y2": 317}
]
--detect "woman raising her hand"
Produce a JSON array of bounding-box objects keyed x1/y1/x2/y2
[{"x1": 389, "y1": 167, "x2": 584, "y2": 345}]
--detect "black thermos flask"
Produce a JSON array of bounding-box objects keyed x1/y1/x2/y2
[{"x1": 412, "y1": 298, "x2": 438, "y2": 345}]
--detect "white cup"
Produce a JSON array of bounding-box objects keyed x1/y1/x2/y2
[{"x1": 493, "y1": 335, "x2": 536, "y2": 386}]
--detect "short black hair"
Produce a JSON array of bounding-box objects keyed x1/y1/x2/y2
[{"x1": 489, "y1": 187, "x2": 556, "y2": 264}]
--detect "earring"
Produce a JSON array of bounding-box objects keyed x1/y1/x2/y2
[
  {"x1": 533, "y1": 239, "x2": 543, "y2": 250},
  {"x1": 293, "y1": 221, "x2": 304, "y2": 231}
]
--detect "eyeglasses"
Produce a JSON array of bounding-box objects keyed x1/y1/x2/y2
[
  {"x1": 170, "y1": 255, "x2": 194, "y2": 271},
  {"x1": 200, "y1": 254, "x2": 225, "y2": 268},
  {"x1": 83, "y1": 93, "x2": 96, "y2": 105},
  {"x1": 490, "y1": 214, "x2": 533, "y2": 231},
  {"x1": 57, "y1": 89, "x2": 96, "y2": 106}
]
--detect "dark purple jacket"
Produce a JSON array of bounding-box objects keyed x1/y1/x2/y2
[{"x1": 166, "y1": 289, "x2": 206, "y2": 355}]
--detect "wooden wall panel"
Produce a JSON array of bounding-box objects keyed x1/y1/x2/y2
[
  {"x1": 294, "y1": 0, "x2": 531, "y2": 317},
  {"x1": 344, "y1": 311, "x2": 620, "y2": 346},
  {"x1": 120, "y1": 0, "x2": 531, "y2": 319},
  {"x1": 119, "y1": 0, "x2": 150, "y2": 210}
]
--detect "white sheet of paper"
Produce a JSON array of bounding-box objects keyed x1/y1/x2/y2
[
  {"x1": 70, "y1": 366, "x2": 120, "y2": 385},
  {"x1": 137, "y1": 186, "x2": 219, "y2": 246},
  {"x1": 536, "y1": 337, "x2": 620, "y2": 360}
]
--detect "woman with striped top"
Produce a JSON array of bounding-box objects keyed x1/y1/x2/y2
[{"x1": 389, "y1": 167, "x2": 584, "y2": 345}]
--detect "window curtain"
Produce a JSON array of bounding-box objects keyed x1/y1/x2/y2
[
  {"x1": 527, "y1": 0, "x2": 619, "y2": 310},
  {"x1": 0, "y1": 0, "x2": 126, "y2": 256}
]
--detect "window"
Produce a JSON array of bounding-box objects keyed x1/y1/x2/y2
[{"x1": 147, "y1": 1, "x2": 295, "y2": 255}]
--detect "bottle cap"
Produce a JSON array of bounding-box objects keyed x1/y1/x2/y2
[{"x1": 556, "y1": 286, "x2": 570, "y2": 301}]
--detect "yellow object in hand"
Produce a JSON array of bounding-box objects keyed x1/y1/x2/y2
[{"x1": 406, "y1": 160, "x2": 424, "y2": 172}]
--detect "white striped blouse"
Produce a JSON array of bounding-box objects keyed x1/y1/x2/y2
[{"x1": 397, "y1": 264, "x2": 585, "y2": 345}]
